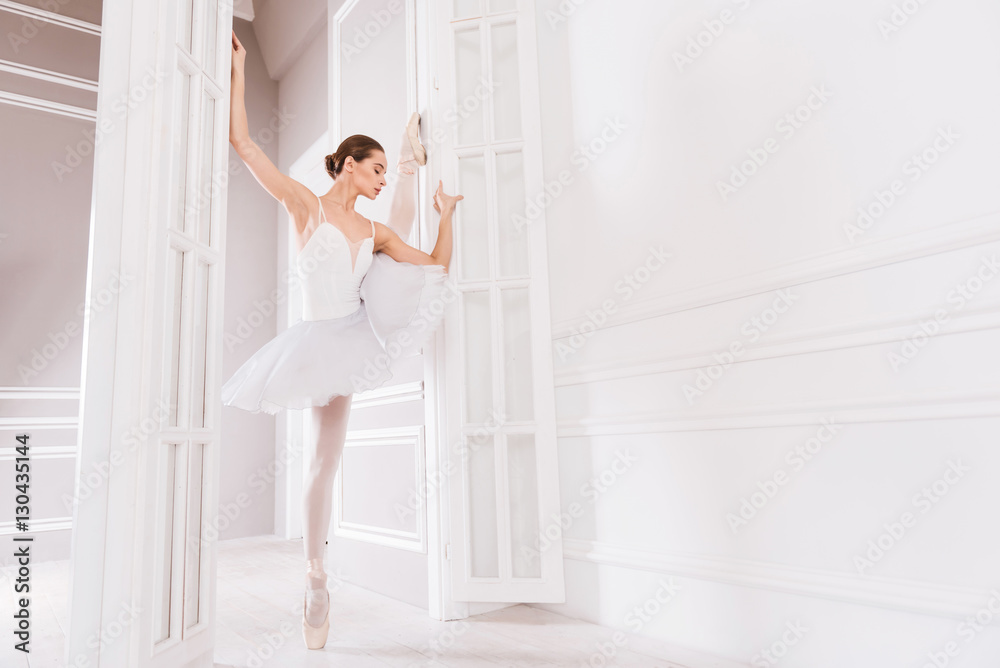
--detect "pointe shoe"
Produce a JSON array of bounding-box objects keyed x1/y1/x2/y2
[
  {"x1": 302, "y1": 561, "x2": 330, "y2": 650},
  {"x1": 302, "y1": 590, "x2": 329, "y2": 649},
  {"x1": 400, "y1": 111, "x2": 427, "y2": 169}
]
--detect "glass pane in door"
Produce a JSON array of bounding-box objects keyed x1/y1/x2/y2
[
  {"x1": 490, "y1": 21, "x2": 521, "y2": 141},
  {"x1": 172, "y1": 70, "x2": 192, "y2": 233},
  {"x1": 454, "y1": 27, "x2": 484, "y2": 146},
  {"x1": 463, "y1": 290, "x2": 493, "y2": 425},
  {"x1": 501, "y1": 287, "x2": 533, "y2": 421},
  {"x1": 204, "y1": 0, "x2": 219, "y2": 78},
  {"x1": 495, "y1": 150, "x2": 528, "y2": 277},
  {"x1": 457, "y1": 153, "x2": 489, "y2": 281},
  {"x1": 454, "y1": 0, "x2": 482, "y2": 19},
  {"x1": 488, "y1": 0, "x2": 517, "y2": 13},
  {"x1": 507, "y1": 434, "x2": 540, "y2": 577},
  {"x1": 184, "y1": 442, "x2": 205, "y2": 630},
  {"x1": 154, "y1": 442, "x2": 178, "y2": 643},
  {"x1": 168, "y1": 249, "x2": 186, "y2": 427},
  {"x1": 467, "y1": 435, "x2": 498, "y2": 578},
  {"x1": 198, "y1": 89, "x2": 216, "y2": 246},
  {"x1": 190, "y1": 260, "x2": 210, "y2": 428},
  {"x1": 177, "y1": 0, "x2": 194, "y2": 54}
]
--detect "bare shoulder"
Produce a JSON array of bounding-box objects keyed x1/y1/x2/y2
[{"x1": 370, "y1": 220, "x2": 399, "y2": 253}]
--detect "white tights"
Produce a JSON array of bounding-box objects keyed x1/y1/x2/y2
[
  {"x1": 301, "y1": 123, "x2": 421, "y2": 625},
  {"x1": 386, "y1": 123, "x2": 421, "y2": 241}
]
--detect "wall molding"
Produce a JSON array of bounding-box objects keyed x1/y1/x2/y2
[
  {"x1": 555, "y1": 304, "x2": 1000, "y2": 387},
  {"x1": 563, "y1": 537, "x2": 991, "y2": 621},
  {"x1": 551, "y1": 210, "x2": 1000, "y2": 339},
  {"x1": 0, "y1": 89, "x2": 96, "y2": 120},
  {"x1": 0, "y1": 445, "x2": 76, "y2": 461},
  {"x1": 557, "y1": 390, "x2": 1000, "y2": 436},
  {"x1": 0, "y1": 386, "x2": 80, "y2": 399},
  {"x1": 0, "y1": 58, "x2": 97, "y2": 91},
  {"x1": 0, "y1": 417, "x2": 78, "y2": 430},
  {"x1": 352, "y1": 381, "x2": 425, "y2": 409},
  {"x1": 0, "y1": 516, "x2": 72, "y2": 535},
  {"x1": 333, "y1": 426, "x2": 427, "y2": 553},
  {"x1": 0, "y1": 1, "x2": 101, "y2": 36}
]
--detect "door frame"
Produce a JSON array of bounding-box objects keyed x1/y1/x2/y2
[{"x1": 67, "y1": 0, "x2": 232, "y2": 665}]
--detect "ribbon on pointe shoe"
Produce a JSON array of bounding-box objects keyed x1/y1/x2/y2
[{"x1": 306, "y1": 558, "x2": 326, "y2": 580}]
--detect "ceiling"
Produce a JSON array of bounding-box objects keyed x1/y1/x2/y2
[
  {"x1": 236, "y1": 0, "x2": 332, "y2": 81},
  {"x1": 234, "y1": 0, "x2": 255, "y2": 21}
]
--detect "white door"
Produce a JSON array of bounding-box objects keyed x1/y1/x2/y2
[
  {"x1": 291, "y1": 0, "x2": 438, "y2": 608},
  {"x1": 67, "y1": 0, "x2": 232, "y2": 666},
  {"x1": 433, "y1": 0, "x2": 566, "y2": 604}
]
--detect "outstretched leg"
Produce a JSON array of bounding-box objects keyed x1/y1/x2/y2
[
  {"x1": 302, "y1": 392, "x2": 352, "y2": 626},
  {"x1": 386, "y1": 113, "x2": 425, "y2": 241}
]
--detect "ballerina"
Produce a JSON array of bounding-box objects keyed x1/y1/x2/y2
[{"x1": 223, "y1": 30, "x2": 463, "y2": 650}]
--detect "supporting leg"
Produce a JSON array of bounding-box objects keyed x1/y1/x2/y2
[{"x1": 301, "y1": 393, "x2": 352, "y2": 626}]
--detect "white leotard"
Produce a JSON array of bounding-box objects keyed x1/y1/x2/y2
[{"x1": 296, "y1": 193, "x2": 376, "y2": 320}]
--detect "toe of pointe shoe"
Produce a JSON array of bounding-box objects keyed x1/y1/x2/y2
[
  {"x1": 302, "y1": 593, "x2": 330, "y2": 649},
  {"x1": 302, "y1": 611, "x2": 330, "y2": 649},
  {"x1": 405, "y1": 112, "x2": 427, "y2": 165},
  {"x1": 406, "y1": 111, "x2": 421, "y2": 134}
]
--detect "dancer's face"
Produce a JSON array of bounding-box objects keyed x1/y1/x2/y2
[{"x1": 349, "y1": 151, "x2": 388, "y2": 200}]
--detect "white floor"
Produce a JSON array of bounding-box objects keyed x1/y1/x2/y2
[
  {"x1": 213, "y1": 535, "x2": 716, "y2": 668},
  {"x1": 0, "y1": 534, "x2": 741, "y2": 667}
]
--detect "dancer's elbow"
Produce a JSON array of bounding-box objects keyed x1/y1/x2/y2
[{"x1": 430, "y1": 253, "x2": 449, "y2": 273}]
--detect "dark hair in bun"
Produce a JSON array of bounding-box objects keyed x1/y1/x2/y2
[{"x1": 325, "y1": 134, "x2": 384, "y2": 180}]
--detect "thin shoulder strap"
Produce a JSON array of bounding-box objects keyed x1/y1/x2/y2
[
  {"x1": 316, "y1": 193, "x2": 326, "y2": 223},
  {"x1": 369, "y1": 217, "x2": 375, "y2": 238}
]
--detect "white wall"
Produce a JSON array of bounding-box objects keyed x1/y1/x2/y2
[
  {"x1": 260, "y1": 2, "x2": 330, "y2": 544},
  {"x1": 218, "y1": 2, "x2": 330, "y2": 544},
  {"x1": 0, "y1": 0, "x2": 101, "y2": 564},
  {"x1": 216, "y1": 17, "x2": 283, "y2": 541},
  {"x1": 532, "y1": 1, "x2": 1000, "y2": 665}
]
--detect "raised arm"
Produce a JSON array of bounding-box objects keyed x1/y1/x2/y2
[
  {"x1": 374, "y1": 180, "x2": 463, "y2": 273},
  {"x1": 229, "y1": 30, "x2": 309, "y2": 220}
]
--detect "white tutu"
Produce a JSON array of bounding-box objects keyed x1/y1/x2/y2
[{"x1": 221, "y1": 252, "x2": 450, "y2": 415}]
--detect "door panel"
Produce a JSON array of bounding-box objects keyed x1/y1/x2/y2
[
  {"x1": 67, "y1": 0, "x2": 232, "y2": 665},
  {"x1": 435, "y1": 0, "x2": 565, "y2": 603},
  {"x1": 147, "y1": 0, "x2": 230, "y2": 659},
  {"x1": 321, "y1": 0, "x2": 432, "y2": 609}
]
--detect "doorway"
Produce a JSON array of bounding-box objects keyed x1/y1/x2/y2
[{"x1": 66, "y1": 0, "x2": 565, "y2": 664}]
